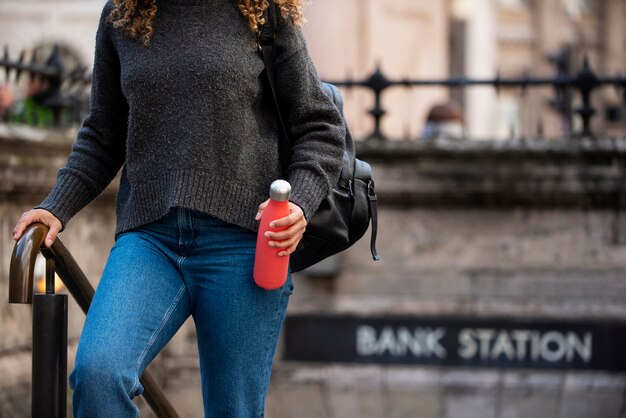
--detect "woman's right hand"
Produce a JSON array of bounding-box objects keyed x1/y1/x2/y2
[{"x1": 12, "y1": 208, "x2": 63, "y2": 248}]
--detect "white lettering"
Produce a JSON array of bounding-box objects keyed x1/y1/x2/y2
[
  {"x1": 397, "y1": 327, "x2": 422, "y2": 356},
  {"x1": 458, "y1": 328, "x2": 477, "y2": 359},
  {"x1": 427, "y1": 328, "x2": 447, "y2": 358},
  {"x1": 355, "y1": 326, "x2": 447, "y2": 358},
  {"x1": 540, "y1": 331, "x2": 567, "y2": 362},
  {"x1": 356, "y1": 325, "x2": 377, "y2": 356},
  {"x1": 455, "y1": 328, "x2": 593, "y2": 364},
  {"x1": 358, "y1": 325, "x2": 592, "y2": 364},
  {"x1": 511, "y1": 330, "x2": 531, "y2": 361},
  {"x1": 379, "y1": 327, "x2": 400, "y2": 356},
  {"x1": 491, "y1": 330, "x2": 516, "y2": 361},
  {"x1": 476, "y1": 329, "x2": 496, "y2": 359},
  {"x1": 567, "y1": 332, "x2": 592, "y2": 362},
  {"x1": 531, "y1": 331, "x2": 542, "y2": 361}
]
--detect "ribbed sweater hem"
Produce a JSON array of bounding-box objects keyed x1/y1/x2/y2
[{"x1": 114, "y1": 168, "x2": 271, "y2": 237}]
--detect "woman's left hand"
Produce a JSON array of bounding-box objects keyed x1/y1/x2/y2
[{"x1": 255, "y1": 199, "x2": 307, "y2": 257}]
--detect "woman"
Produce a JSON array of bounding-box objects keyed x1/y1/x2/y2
[{"x1": 11, "y1": 0, "x2": 346, "y2": 416}]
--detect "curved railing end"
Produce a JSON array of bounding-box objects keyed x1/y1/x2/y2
[{"x1": 9, "y1": 222, "x2": 49, "y2": 304}]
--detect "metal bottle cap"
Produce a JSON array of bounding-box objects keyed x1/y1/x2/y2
[{"x1": 270, "y1": 179, "x2": 291, "y2": 202}]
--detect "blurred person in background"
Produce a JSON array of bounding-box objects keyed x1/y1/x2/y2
[
  {"x1": 421, "y1": 100, "x2": 465, "y2": 140},
  {"x1": 6, "y1": 75, "x2": 57, "y2": 127},
  {"x1": 0, "y1": 84, "x2": 15, "y2": 122}
]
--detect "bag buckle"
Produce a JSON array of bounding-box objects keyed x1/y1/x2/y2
[{"x1": 367, "y1": 180, "x2": 376, "y2": 200}]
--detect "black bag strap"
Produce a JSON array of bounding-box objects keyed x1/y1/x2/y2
[
  {"x1": 258, "y1": 0, "x2": 277, "y2": 46},
  {"x1": 258, "y1": 5, "x2": 291, "y2": 177},
  {"x1": 259, "y1": 3, "x2": 380, "y2": 262},
  {"x1": 368, "y1": 181, "x2": 381, "y2": 261}
]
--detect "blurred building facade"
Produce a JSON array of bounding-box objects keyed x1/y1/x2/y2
[
  {"x1": 485, "y1": 0, "x2": 626, "y2": 138},
  {"x1": 304, "y1": 0, "x2": 626, "y2": 139}
]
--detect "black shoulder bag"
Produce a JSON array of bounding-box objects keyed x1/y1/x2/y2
[{"x1": 258, "y1": 3, "x2": 380, "y2": 273}]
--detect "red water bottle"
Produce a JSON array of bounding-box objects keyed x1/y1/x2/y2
[{"x1": 254, "y1": 180, "x2": 292, "y2": 290}]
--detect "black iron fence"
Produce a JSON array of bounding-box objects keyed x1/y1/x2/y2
[
  {"x1": 0, "y1": 44, "x2": 91, "y2": 126},
  {"x1": 324, "y1": 51, "x2": 626, "y2": 140},
  {"x1": 1, "y1": 43, "x2": 625, "y2": 138}
]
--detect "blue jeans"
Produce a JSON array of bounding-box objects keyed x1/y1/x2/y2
[{"x1": 68, "y1": 206, "x2": 293, "y2": 417}]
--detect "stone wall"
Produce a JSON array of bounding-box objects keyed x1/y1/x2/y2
[
  {"x1": 1, "y1": 124, "x2": 625, "y2": 417},
  {"x1": 267, "y1": 137, "x2": 626, "y2": 418}
]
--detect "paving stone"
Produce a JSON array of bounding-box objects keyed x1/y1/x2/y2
[
  {"x1": 443, "y1": 390, "x2": 497, "y2": 418},
  {"x1": 325, "y1": 387, "x2": 386, "y2": 418},
  {"x1": 499, "y1": 390, "x2": 560, "y2": 418},
  {"x1": 557, "y1": 393, "x2": 623, "y2": 418},
  {"x1": 266, "y1": 384, "x2": 329, "y2": 418},
  {"x1": 501, "y1": 369, "x2": 563, "y2": 390},
  {"x1": 388, "y1": 389, "x2": 443, "y2": 418},
  {"x1": 440, "y1": 369, "x2": 500, "y2": 390}
]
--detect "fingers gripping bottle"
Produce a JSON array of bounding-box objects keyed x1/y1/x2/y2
[{"x1": 254, "y1": 180, "x2": 292, "y2": 290}]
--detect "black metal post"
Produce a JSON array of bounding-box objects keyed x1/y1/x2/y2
[
  {"x1": 366, "y1": 65, "x2": 390, "y2": 141},
  {"x1": 548, "y1": 47, "x2": 573, "y2": 136},
  {"x1": 575, "y1": 56, "x2": 599, "y2": 137},
  {"x1": 32, "y1": 259, "x2": 67, "y2": 418},
  {"x1": 11, "y1": 224, "x2": 180, "y2": 418}
]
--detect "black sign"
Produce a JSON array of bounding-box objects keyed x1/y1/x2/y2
[{"x1": 283, "y1": 315, "x2": 626, "y2": 371}]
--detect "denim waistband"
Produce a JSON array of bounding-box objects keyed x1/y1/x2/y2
[{"x1": 116, "y1": 205, "x2": 257, "y2": 245}]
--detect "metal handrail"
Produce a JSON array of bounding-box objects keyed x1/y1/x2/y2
[{"x1": 9, "y1": 222, "x2": 180, "y2": 418}]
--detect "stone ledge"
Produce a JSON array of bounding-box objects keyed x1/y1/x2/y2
[
  {"x1": 286, "y1": 294, "x2": 626, "y2": 321},
  {"x1": 271, "y1": 363, "x2": 626, "y2": 392},
  {"x1": 4, "y1": 128, "x2": 626, "y2": 207},
  {"x1": 356, "y1": 137, "x2": 626, "y2": 159},
  {"x1": 356, "y1": 137, "x2": 626, "y2": 208},
  {"x1": 0, "y1": 123, "x2": 120, "y2": 199}
]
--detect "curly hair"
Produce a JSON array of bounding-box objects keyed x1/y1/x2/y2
[{"x1": 106, "y1": 0, "x2": 307, "y2": 47}]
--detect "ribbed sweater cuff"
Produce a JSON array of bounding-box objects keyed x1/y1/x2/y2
[
  {"x1": 287, "y1": 170, "x2": 330, "y2": 222},
  {"x1": 34, "y1": 172, "x2": 99, "y2": 232}
]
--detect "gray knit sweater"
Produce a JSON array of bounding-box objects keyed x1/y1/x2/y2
[{"x1": 35, "y1": 0, "x2": 346, "y2": 237}]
